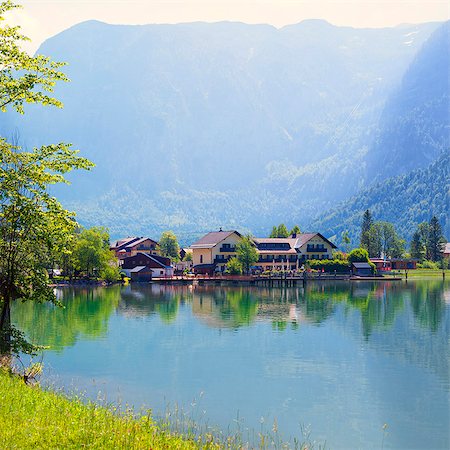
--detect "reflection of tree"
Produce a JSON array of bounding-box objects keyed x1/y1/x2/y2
[
  {"x1": 409, "y1": 281, "x2": 446, "y2": 332},
  {"x1": 118, "y1": 285, "x2": 190, "y2": 323},
  {"x1": 220, "y1": 289, "x2": 258, "y2": 327},
  {"x1": 11, "y1": 286, "x2": 121, "y2": 351},
  {"x1": 191, "y1": 287, "x2": 259, "y2": 328},
  {"x1": 156, "y1": 297, "x2": 179, "y2": 323},
  {"x1": 345, "y1": 283, "x2": 406, "y2": 339}
]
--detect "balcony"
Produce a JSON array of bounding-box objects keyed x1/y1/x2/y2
[
  {"x1": 214, "y1": 256, "x2": 230, "y2": 264},
  {"x1": 306, "y1": 246, "x2": 327, "y2": 252},
  {"x1": 219, "y1": 246, "x2": 236, "y2": 252}
]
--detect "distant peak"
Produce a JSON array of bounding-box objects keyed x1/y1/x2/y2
[{"x1": 281, "y1": 19, "x2": 334, "y2": 30}]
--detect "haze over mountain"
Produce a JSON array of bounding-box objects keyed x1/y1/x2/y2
[
  {"x1": 1, "y1": 19, "x2": 447, "y2": 242},
  {"x1": 367, "y1": 21, "x2": 450, "y2": 180}
]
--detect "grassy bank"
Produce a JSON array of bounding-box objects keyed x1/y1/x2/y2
[
  {"x1": 0, "y1": 369, "x2": 219, "y2": 449},
  {"x1": 400, "y1": 269, "x2": 449, "y2": 278}
]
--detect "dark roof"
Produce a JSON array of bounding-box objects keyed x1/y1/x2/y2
[
  {"x1": 111, "y1": 236, "x2": 140, "y2": 250},
  {"x1": 193, "y1": 264, "x2": 216, "y2": 269},
  {"x1": 121, "y1": 252, "x2": 171, "y2": 268},
  {"x1": 124, "y1": 237, "x2": 158, "y2": 249},
  {"x1": 191, "y1": 231, "x2": 241, "y2": 248},
  {"x1": 111, "y1": 236, "x2": 158, "y2": 251},
  {"x1": 352, "y1": 262, "x2": 372, "y2": 269}
]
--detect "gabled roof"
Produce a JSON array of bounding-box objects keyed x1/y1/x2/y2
[
  {"x1": 138, "y1": 252, "x2": 171, "y2": 268},
  {"x1": 190, "y1": 231, "x2": 242, "y2": 248},
  {"x1": 123, "y1": 237, "x2": 158, "y2": 249},
  {"x1": 294, "y1": 233, "x2": 337, "y2": 249},
  {"x1": 352, "y1": 262, "x2": 372, "y2": 269},
  {"x1": 111, "y1": 236, "x2": 140, "y2": 250},
  {"x1": 112, "y1": 236, "x2": 159, "y2": 251}
]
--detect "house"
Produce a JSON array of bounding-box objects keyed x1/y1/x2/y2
[
  {"x1": 120, "y1": 252, "x2": 173, "y2": 278},
  {"x1": 390, "y1": 259, "x2": 418, "y2": 270},
  {"x1": 254, "y1": 233, "x2": 337, "y2": 271},
  {"x1": 443, "y1": 243, "x2": 450, "y2": 259},
  {"x1": 190, "y1": 230, "x2": 337, "y2": 274},
  {"x1": 128, "y1": 266, "x2": 153, "y2": 282},
  {"x1": 179, "y1": 247, "x2": 193, "y2": 260},
  {"x1": 191, "y1": 230, "x2": 243, "y2": 275},
  {"x1": 110, "y1": 236, "x2": 159, "y2": 260},
  {"x1": 370, "y1": 258, "x2": 392, "y2": 271},
  {"x1": 351, "y1": 262, "x2": 373, "y2": 276}
]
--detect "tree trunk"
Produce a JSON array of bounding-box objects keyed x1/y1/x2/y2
[{"x1": 0, "y1": 299, "x2": 11, "y2": 355}]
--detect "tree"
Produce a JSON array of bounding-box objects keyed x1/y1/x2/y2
[
  {"x1": 0, "y1": 141, "x2": 93, "y2": 354},
  {"x1": 159, "y1": 231, "x2": 180, "y2": 262},
  {"x1": 410, "y1": 222, "x2": 429, "y2": 261},
  {"x1": 367, "y1": 222, "x2": 382, "y2": 257},
  {"x1": 348, "y1": 248, "x2": 370, "y2": 263},
  {"x1": 0, "y1": 1, "x2": 68, "y2": 113},
  {"x1": 360, "y1": 209, "x2": 373, "y2": 250},
  {"x1": 341, "y1": 230, "x2": 351, "y2": 253},
  {"x1": 269, "y1": 226, "x2": 278, "y2": 238},
  {"x1": 378, "y1": 221, "x2": 405, "y2": 259},
  {"x1": 225, "y1": 257, "x2": 242, "y2": 275},
  {"x1": 73, "y1": 227, "x2": 118, "y2": 279},
  {"x1": 0, "y1": 1, "x2": 94, "y2": 354},
  {"x1": 236, "y1": 235, "x2": 259, "y2": 274},
  {"x1": 426, "y1": 216, "x2": 445, "y2": 262},
  {"x1": 290, "y1": 225, "x2": 301, "y2": 236},
  {"x1": 410, "y1": 230, "x2": 423, "y2": 260},
  {"x1": 277, "y1": 224, "x2": 289, "y2": 238}
]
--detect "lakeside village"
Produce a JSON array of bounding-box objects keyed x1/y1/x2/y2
[{"x1": 99, "y1": 216, "x2": 449, "y2": 285}]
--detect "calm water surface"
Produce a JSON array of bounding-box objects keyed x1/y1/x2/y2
[{"x1": 13, "y1": 280, "x2": 450, "y2": 449}]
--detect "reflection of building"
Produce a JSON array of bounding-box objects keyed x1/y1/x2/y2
[
  {"x1": 111, "y1": 237, "x2": 159, "y2": 260},
  {"x1": 190, "y1": 230, "x2": 337, "y2": 274}
]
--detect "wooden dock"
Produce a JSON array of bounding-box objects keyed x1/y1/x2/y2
[{"x1": 152, "y1": 273, "x2": 355, "y2": 286}]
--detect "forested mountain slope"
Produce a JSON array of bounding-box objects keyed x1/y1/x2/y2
[{"x1": 312, "y1": 151, "x2": 449, "y2": 246}]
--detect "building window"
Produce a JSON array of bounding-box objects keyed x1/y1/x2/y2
[{"x1": 200, "y1": 255, "x2": 203, "y2": 263}]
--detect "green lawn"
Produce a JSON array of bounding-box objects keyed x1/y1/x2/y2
[
  {"x1": 0, "y1": 369, "x2": 220, "y2": 449},
  {"x1": 399, "y1": 269, "x2": 450, "y2": 278}
]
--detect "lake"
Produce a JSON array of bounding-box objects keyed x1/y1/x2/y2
[{"x1": 12, "y1": 280, "x2": 450, "y2": 449}]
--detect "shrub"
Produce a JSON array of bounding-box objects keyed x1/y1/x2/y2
[
  {"x1": 420, "y1": 260, "x2": 439, "y2": 270},
  {"x1": 348, "y1": 248, "x2": 370, "y2": 263},
  {"x1": 225, "y1": 257, "x2": 243, "y2": 275},
  {"x1": 308, "y1": 259, "x2": 350, "y2": 273}
]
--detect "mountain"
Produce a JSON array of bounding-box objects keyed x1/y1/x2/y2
[
  {"x1": 0, "y1": 20, "x2": 445, "y2": 240},
  {"x1": 311, "y1": 151, "x2": 450, "y2": 246},
  {"x1": 367, "y1": 21, "x2": 450, "y2": 179}
]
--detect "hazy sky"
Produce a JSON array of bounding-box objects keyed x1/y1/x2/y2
[{"x1": 9, "y1": 0, "x2": 450, "y2": 53}]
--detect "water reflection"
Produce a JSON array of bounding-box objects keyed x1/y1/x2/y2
[
  {"x1": 10, "y1": 280, "x2": 449, "y2": 449},
  {"x1": 13, "y1": 281, "x2": 449, "y2": 347}
]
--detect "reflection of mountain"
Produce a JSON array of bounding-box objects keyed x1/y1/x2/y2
[{"x1": 12, "y1": 286, "x2": 121, "y2": 351}]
